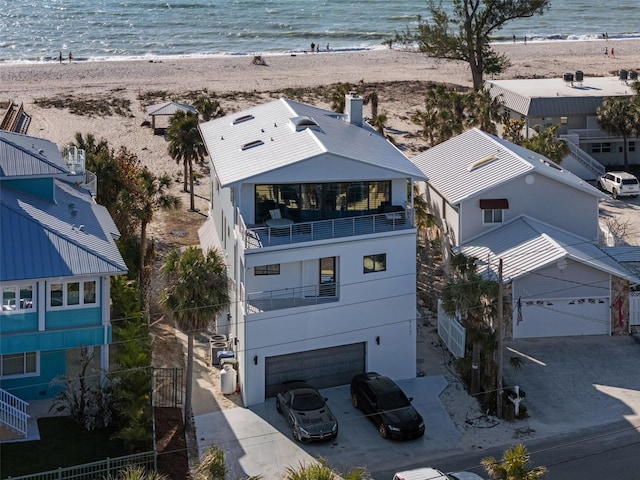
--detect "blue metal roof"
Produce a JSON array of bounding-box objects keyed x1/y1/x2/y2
[
  {"x1": 0, "y1": 179, "x2": 127, "y2": 282},
  {"x1": 0, "y1": 130, "x2": 67, "y2": 178}
]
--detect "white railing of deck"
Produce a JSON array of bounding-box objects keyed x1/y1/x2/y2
[
  {"x1": 245, "y1": 211, "x2": 408, "y2": 249},
  {"x1": 437, "y1": 299, "x2": 466, "y2": 359},
  {"x1": 560, "y1": 134, "x2": 606, "y2": 178},
  {"x1": 64, "y1": 145, "x2": 86, "y2": 175},
  {"x1": 0, "y1": 387, "x2": 29, "y2": 436},
  {"x1": 245, "y1": 283, "x2": 338, "y2": 313}
]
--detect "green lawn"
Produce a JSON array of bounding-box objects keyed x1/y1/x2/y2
[{"x1": 1, "y1": 416, "x2": 129, "y2": 478}]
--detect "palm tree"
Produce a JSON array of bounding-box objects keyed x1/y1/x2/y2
[
  {"x1": 521, "y1": 124, "x2": 570, "y2": 164},
  {"x1": 481, "y1": 443, "x2": 547, "y2": 479},
  {"x1": 597, "y1": 96, "x2": 638, "y2": 171},
  {"x1": 441, "y1": 253, "x2": 499, "y2": 396},
  {"x1": 467, "y1": 87, "x2": 503, "y2": 135},
  {"x1": 166, "y1": 110, "x2": 207, "y2": 211},
  {"x1": 195, "y1": 95, "x2": 225, "y2": 122},
  {"x1": 284, "y1": 458, "x2": 366, "y2": 480},
  {"x1": 196, "y1": 446, "x2": 228, "y2": 480},
  {"x1": 160, "y1": 247, "x2": 230, "y2": 428},
  {"x1": 330, "y1": 83, "x2": 354, "y2": 113}
]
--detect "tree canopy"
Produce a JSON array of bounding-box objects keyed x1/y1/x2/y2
[
  {"x1": 597, "y1": 96, "x2": 640, "y2": 172},
  {"x1": 396, "y1": 0, "x2": 550, "y2": 90}
]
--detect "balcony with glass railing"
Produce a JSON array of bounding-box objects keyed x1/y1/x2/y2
[
  {"x1": 240, "y1": 209, "x2": 412, "y2": 250},
  {"x1": 245, "y1": 283, "x2": 339, "y2": 313}
]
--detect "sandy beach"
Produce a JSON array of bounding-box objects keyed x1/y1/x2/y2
[{"x1": 3, "y1": 39, "x2": 640, "y2": 165}]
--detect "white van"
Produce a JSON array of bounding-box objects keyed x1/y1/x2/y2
[
  {"x1": 598, "y1": 171, "x2": 640, "y2": 198},
  {"x1": 393, "y1": 467, "x2": 484, "y2": 480}
]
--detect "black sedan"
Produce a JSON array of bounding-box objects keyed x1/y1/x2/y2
[
  {"x1": 275, "y1": 381, "x2": 338, "y2": 442},
  {"x1": 350, "y1": 372, "x2": 425, "y2": 439}
]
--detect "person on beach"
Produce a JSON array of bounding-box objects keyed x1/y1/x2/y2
[
  {"x1": 604, "y1": 47, "x2": 609, "y2": 57},
  {"x1": 59, "y1": 51, "x2": 62, "y2": 64},
  {"x1": 68, "y1": 51, "x2": 73, "y2": 63},
  {"x1": 611, "y1": 47, "x2": 615, "y2": 58},
  {"x1": 523, "y1": 36, "x2": 527, "y2": 45},
  {"x1": 311, "y1": 42, "x2": 315, "y2": 53},
  {"x1": 326, "y1": 43, "x2": 330, "y2": 52},
  {"x1": 513, "y1": 34, "x2": 516, "y2": 43}
]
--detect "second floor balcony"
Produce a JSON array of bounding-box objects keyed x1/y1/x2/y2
[{"x1": 245, "y1": 283, "x2": 339, "y2": 314}]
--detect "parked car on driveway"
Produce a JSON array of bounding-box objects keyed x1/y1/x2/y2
[
  {"x1": 275, "y1": 381, "x2": 338, "y2": 442},
  {"x1": 393, "y1": 467, "x2": 484, "y2": 480},
  {"x1": 350, "y1": 372, "x2": 425, "y2": 439},
  {"x1": 598, "y1": 171, "x2": 640, "y2": 198}
]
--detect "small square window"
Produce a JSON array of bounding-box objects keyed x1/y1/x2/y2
[
  {"x1": 483, "y1": 209, "x2": 503, "y2": 224},
  {"x1": 364, "y1": 254, "x2": 386, "y2": 273}
]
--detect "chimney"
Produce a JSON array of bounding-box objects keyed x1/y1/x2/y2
[{"x1": 345, "y1": 92, "x2": 363, "y2": 126}]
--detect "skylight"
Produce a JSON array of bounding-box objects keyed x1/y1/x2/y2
[
  {"x1": 467, "y1": 154, "x2": 498, "y2": 172},
  {"x1": 290, "y1": 116, "x2": 319, "y2": 131},
  {"x1": 233, "y1": 114, "x2": 255, "y2": 125},
  {"x1": 241, "y1": 140, "x2": 264, "y2": 151}
]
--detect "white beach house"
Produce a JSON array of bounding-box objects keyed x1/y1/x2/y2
[{"x1": 198, "y1": 94, "x2": 426, "y2": 406}]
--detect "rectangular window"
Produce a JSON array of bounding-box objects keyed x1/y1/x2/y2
[
  {"x1": 629, "y1": 141, "x2": 636, "y2": 152},
  {"x1": 602, "y1": 143, "x2": 611, "y2": 153},
  {"x1": 363, "y1": 254, "x2": 386, "y2": 274},
  {"x1": 50, "y1": 283, "x2": 63, "y2": 307},
  {"x1": 84, "y1": 281, "x2": 97, "y2": 304},
  {"x1": 483, "y1": 209, "x2": 503, "y2": 224},
  {"x1": 1, "y1": 285, "x2": 32, "y2": 311},
  {"x1": 67, "y1": 282, "x2": 80, "y2": 305},
  {"x1": 255, "y1": 264, "x2": 280, "y2": 275},
  {"x1": 49, "y1": 279, "x2": 99, "y2": 308},
  {"x1": 1, "y1": 352, "x2": 37, "y2": 378}
]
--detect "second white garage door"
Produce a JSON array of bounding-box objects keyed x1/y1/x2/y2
[{"x1": 514, "y1": 297, "x2": 609, "y2": 338}]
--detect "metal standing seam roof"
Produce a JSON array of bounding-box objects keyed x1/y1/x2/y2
[
  {"x1": 411, "y1": 128, "x2": 605, "y2": 206},
  {"x1": 0, "y1": 180, "x2": 127, "y2": 282},
  {"x1": 487, "y1": 76, "x2": 633, "y2": 117},
  {"x1": 146, "y1": 101, "x2": 198, "y2": 116},
  {"x1": 198, "y1": 98, "x2": 426, "y2": 187},
  {"x1": 0, "y1": 130, "x2": 68, "y2": 178},
  {"x1": 456, "y1": 215, "x2": 640, "y2": 284}
]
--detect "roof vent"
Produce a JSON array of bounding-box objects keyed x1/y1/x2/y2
[
  {"x1": 38, "y1": 149, "x2": 45, "y2": 155},
  {"x1": 539, "y1": 158, "x2": 562, "y2": 171},
  {"x1": 290, "y1": 116, "x2": 319, "y2": 131},
  {"x1": 467, "y1": 154, "x2": 498, "y2": 172}
]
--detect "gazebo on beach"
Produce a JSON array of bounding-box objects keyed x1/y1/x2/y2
[{"x1": 146, "y1": 101, "x2": 198, "y2": 135}]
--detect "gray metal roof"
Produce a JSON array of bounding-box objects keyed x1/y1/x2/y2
[
  {"x1": 0, "y1": 130, "x2": 67, "y2": 178},
  {"x1": 487, "y1": 76, "x2": 633, "y2": 117},
  {"x1": 411, "y1": 128, "x2": 605, "y2": 206},
  {"x1": 146, "y1": 102, "x2": 197, "y2": 116},
  {"x1": 0, "y1": 180, "x2": 127, "y2": 282},
  {"x1": 457, "y1": 215, "x2": 640, "y2": 284},
  {"x1": 199, "y1": 98, "x2": 426, "y2": 187}
]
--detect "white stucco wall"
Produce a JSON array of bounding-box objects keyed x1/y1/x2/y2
[{"x1": 241, "y1": 232, "x2": 418, "y2": 406}]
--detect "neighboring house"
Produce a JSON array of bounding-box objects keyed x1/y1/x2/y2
[
  {"x1": 0, "y1": 131, "x2": 127, "y2": 414},
  {"x1": 198, "y1": 94, "x2": 426, "y2": 406},
  {"x1": 486, "y1": 74, "x2": 639, "y2": 180},
  {"x1": 412, "y1": 128, "x2": 640, "y2": 339}
]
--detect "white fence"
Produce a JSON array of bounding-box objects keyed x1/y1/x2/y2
[
  {"x1": 0, "y1": 387, "x2": 29, "y2": 437},
  {"x1": 437, "y1": 299, "x2": 466, "y2": 358}
]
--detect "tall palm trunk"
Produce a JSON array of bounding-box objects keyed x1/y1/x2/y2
[
  {"x1": 183, "y1": 160, "x2": 188, "y2": 193},
  {"x1": 188, "y1": 160, "x2": 196, "y2": 211},
  {"x1": 471, "y1": 342, "x2": 481, "y2": 395},
  {"x1": 184, "y1": 332, "x2": 194, "y2": 429}
]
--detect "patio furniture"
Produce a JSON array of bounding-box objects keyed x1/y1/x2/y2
[{"x1": 265, "y1": 208, "x2": 293, "y2": 227}]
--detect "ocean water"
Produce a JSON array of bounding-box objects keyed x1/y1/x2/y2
[{"x1": 1, "y1": 0, "x2": 639, "y2": 64}]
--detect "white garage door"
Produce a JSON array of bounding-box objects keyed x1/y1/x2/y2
[
  {"x1": 514, "y1": 297, "x2": 609, "y2": 338},
  {"x1": 265, "y1": 343, "x2": 366, "y2": 397}
]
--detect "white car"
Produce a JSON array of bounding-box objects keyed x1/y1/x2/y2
[
  {"x1": 393, "y1": 467, "x2": 485, "y2": 480},
  {"x1": 598, "y1": 171, "x2": 640, "y2": 198}
]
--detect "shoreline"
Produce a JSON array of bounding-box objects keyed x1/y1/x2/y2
[{"x1": 2, "y1": 35, "x2": 639, "y2": 67}]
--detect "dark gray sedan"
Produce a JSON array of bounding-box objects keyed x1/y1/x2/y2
[{"x1": 275, "y1": 381, "x2": 338, "y2": 442}]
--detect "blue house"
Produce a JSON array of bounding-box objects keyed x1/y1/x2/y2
[{"x1": 0, "y1": 131, "x2": 127, "y2": 434}]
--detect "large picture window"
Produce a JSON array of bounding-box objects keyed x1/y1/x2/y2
[
  {"x1": 363, "y1": 254, "x2": 386, "y2": 274},
  {"x1": 1, "y1": 352, "x2": 38, "y2": 378},
  {"x1": 49, "y1": 279, "x2": 98, "y2": 308},
  {"x1": 255, "y1": 181, "x2": 391, "y2": 224},
  {"x1": 1, "y1": 284, "x2": 34, "y2": 312}
]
